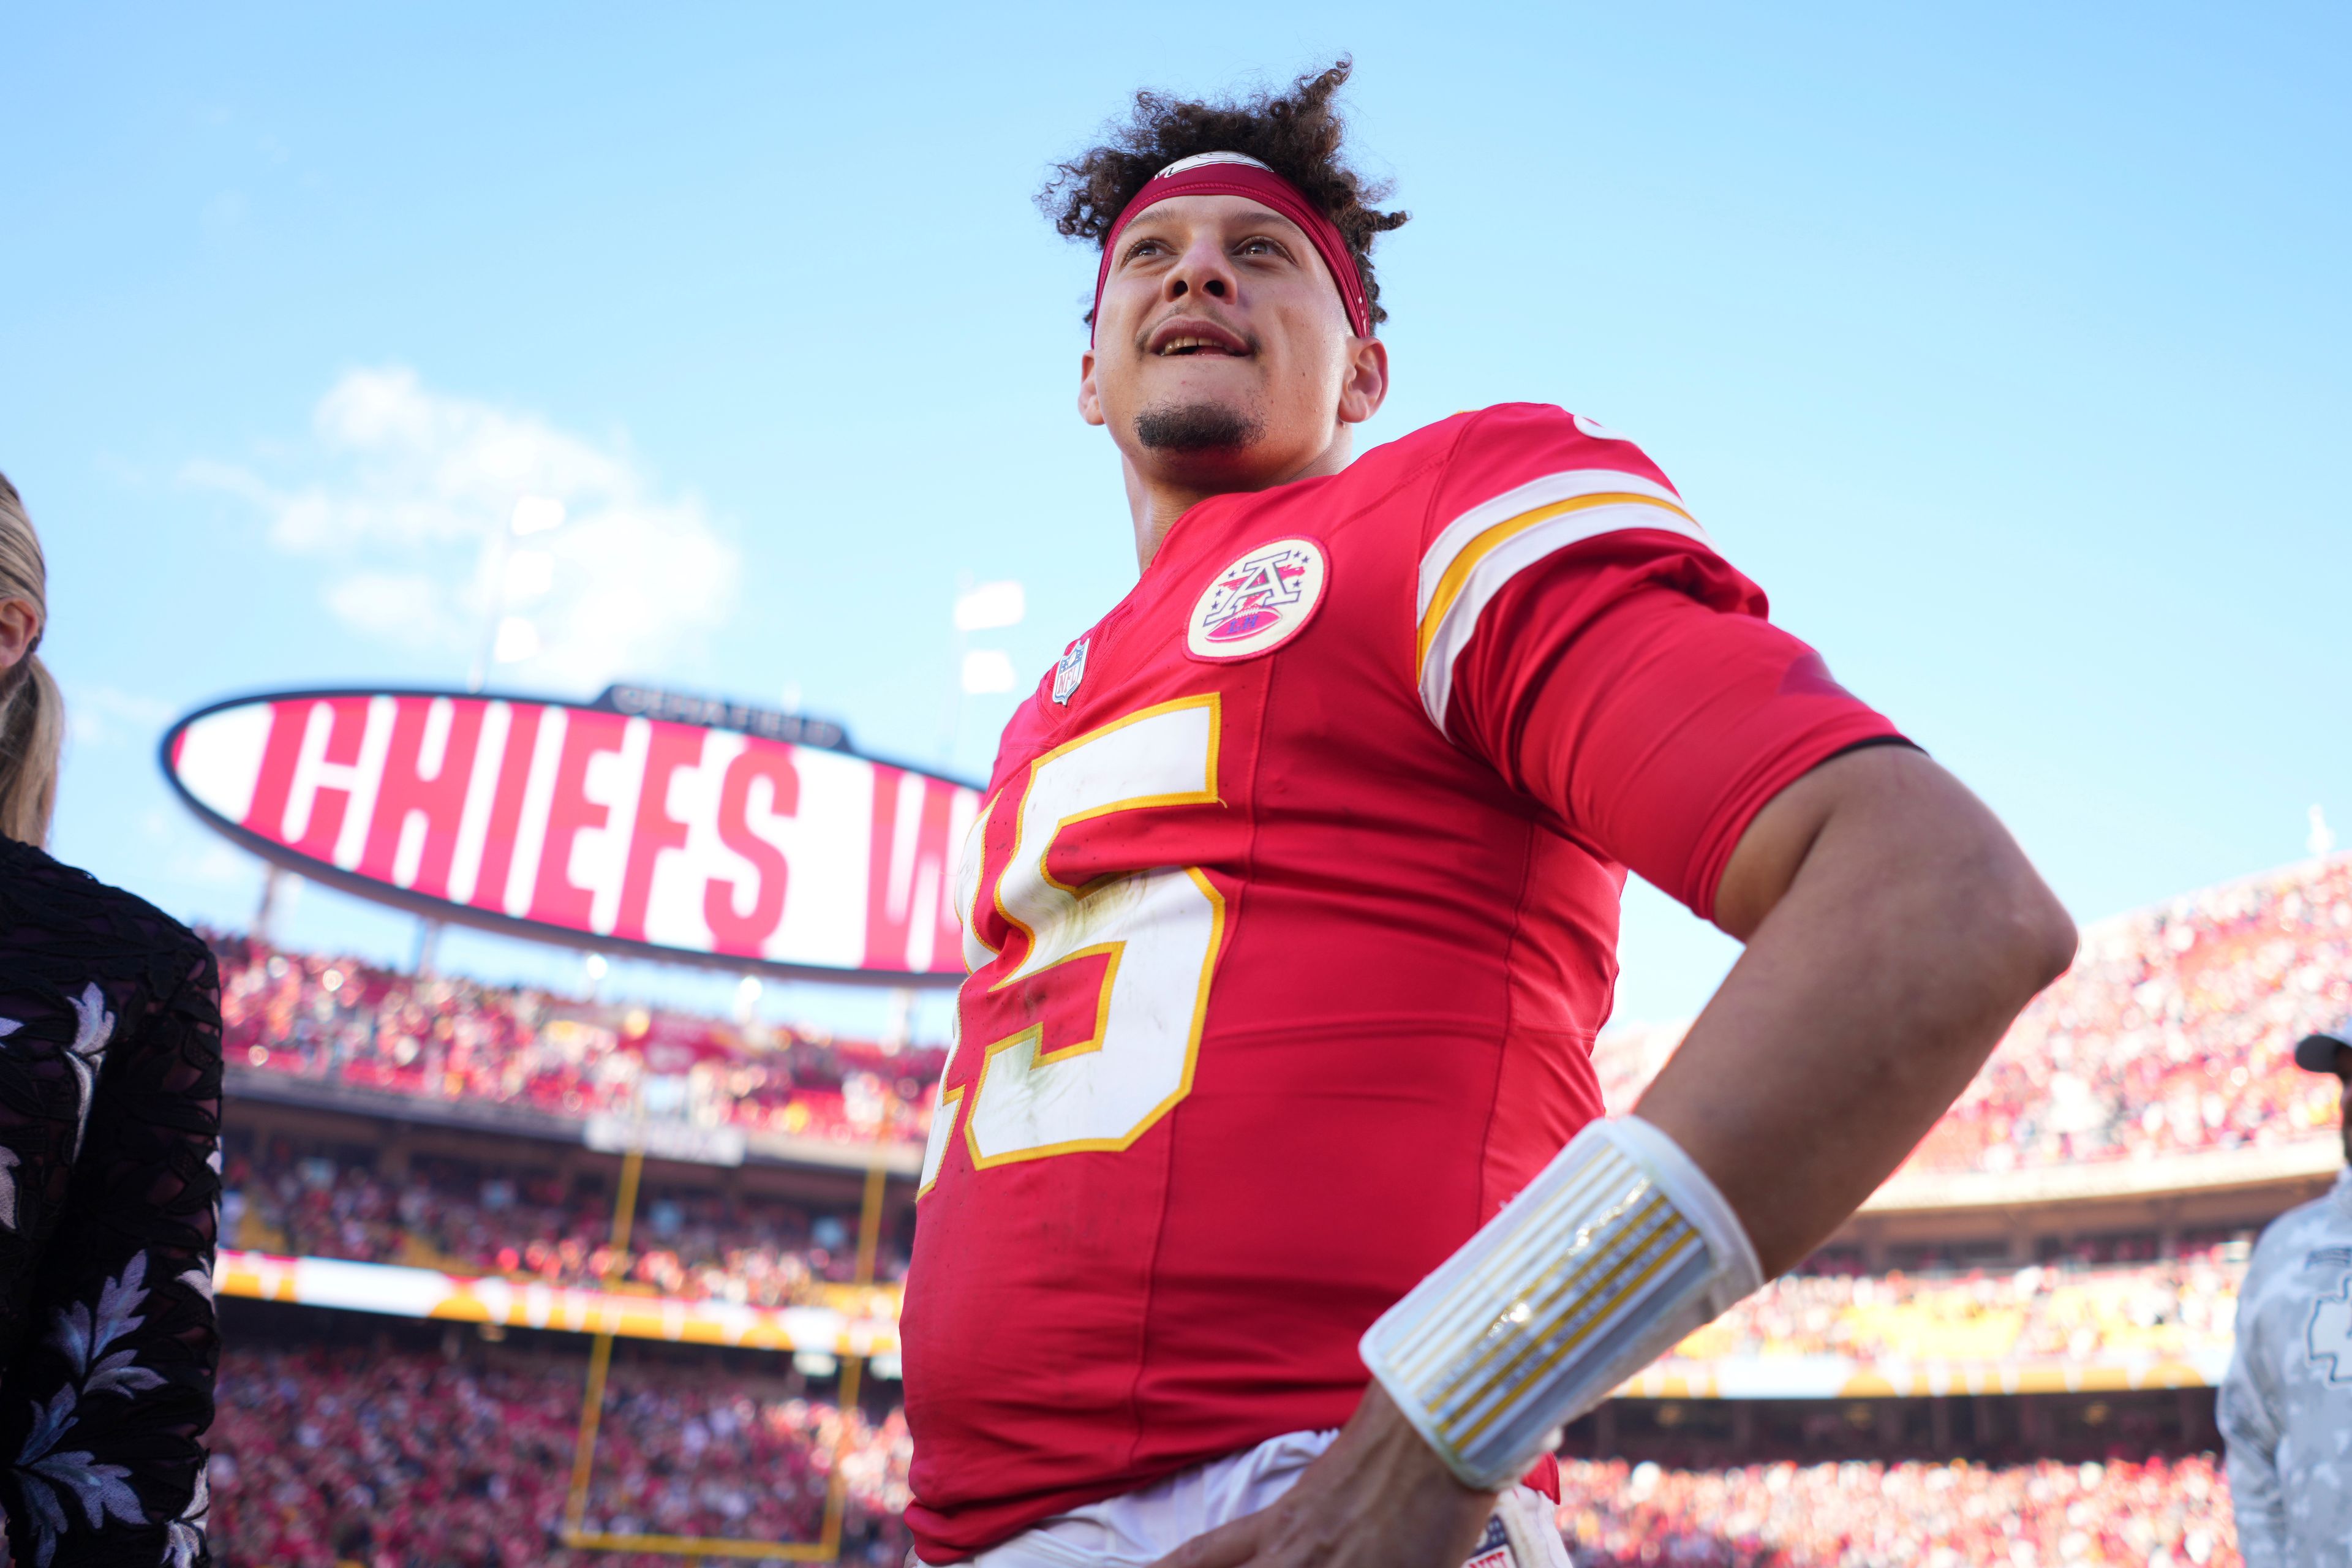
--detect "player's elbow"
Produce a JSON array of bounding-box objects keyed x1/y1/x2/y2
[
  {"x1": 1866, "y1": 752, "x2": 2076, "y2": 1005},
  {"x1": 1951, "y1": 824, "x2": 2076, "y2": 1008},
  {"x1": 2004, "y1": 864, "x2": 2077, "y2": 997},
  {"x1": 1893, "y1": 751, "x2": 2076, "y2": 1001},
  {"x1": 1845, "y1": 750, "x2": 2077, "y2": 1019}
]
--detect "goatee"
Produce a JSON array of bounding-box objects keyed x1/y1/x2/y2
[{"x1": 1134, "y1": 401, "x2": 1264, "y2": 453}]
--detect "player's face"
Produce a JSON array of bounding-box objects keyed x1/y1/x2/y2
[{"x1": 1080, "y1": 195, "x2": 1386, "y2": 494}]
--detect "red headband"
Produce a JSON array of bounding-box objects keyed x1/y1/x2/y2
[{"x1": 1091, "y1": 152, "x2": 1373, "y2": 343}]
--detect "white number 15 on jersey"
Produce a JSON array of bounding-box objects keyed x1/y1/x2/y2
[{"x1": 919, "y1": 696, "x2": 1227, "y2": 1193}]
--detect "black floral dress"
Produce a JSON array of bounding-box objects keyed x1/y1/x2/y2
[{"x1": 0, "y1": 838, "x2": 220, "y2": 1568}]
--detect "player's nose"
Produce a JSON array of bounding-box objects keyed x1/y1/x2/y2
[{"x1": 1161, "y1": 231, "x2": 1240, "y2": 310}]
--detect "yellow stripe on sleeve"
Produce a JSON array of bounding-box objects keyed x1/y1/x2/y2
[{"x1": 1413, "y1": 492, "x2": 1698, "y2": 676}]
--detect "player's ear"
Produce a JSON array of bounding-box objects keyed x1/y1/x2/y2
[
  {"x1": 1079, "y1": 348, "x2": 1107, "y2": 428},
  {"x1": 1336, "y1": 336, "x2": 1389, "y2": 427}
]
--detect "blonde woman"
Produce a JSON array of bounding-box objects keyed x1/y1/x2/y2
[{"x1": 0, "y1": 472, "x2": 219, "y2": 1568}]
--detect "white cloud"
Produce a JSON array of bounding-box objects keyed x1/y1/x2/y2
[
  {"x1": 186, "y1": 366, "x2": 738, "y2": 693},
  {"x1": 325, "y1": 571, "x2": 460, "y2": 648},
  {"x1": 961, "y1": 649, "x2": 1019, "y2": 694},
  {"x1": 66, "y1": 685, "x2": 178, "y2": 748},
  {"x1": 492, "y1": 616, "x2": 541, "y2": 664}
]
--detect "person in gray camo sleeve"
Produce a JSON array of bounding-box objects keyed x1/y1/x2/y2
[{"x1": 2219, "y1": 1022, "x2": 2352, "y2": 1567}]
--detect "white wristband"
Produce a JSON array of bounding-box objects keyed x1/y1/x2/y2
[{"x1": 1359, "y1": 1115, "x2": 1763, "y2": 1490}]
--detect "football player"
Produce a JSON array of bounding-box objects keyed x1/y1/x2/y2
[{"x1": 899, "y1": 60, "x2": 2076, "y2": 1568}]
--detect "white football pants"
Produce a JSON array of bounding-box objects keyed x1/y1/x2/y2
[{"x1": 921, "y1": 1429, "x2": 1574, "y2": 1568}]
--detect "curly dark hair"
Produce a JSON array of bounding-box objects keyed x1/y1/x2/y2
[{"x1": 1039, "y1": 58, "x2": 1408, "y2": 329}]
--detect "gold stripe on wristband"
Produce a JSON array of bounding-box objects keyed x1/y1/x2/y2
[
  {"x1": 1441, "y1": 1219, "x2": 1701, "y2": 1447},
  {"x1": 1434, "y1": 1198, "x2": 1689, "y2": 1425},
  {"x1": 1382, "y1": 1169, "x2": 1703, "y2": 1453},
  {"x1": 1383, "y1": 1148, "x2": 1643, "y2": 1387},
  {"x1": 1427, "y1": 1200, "x2": 1692, "y2": 1438},
  {"x1": 1420, "y1": 1188, "x2": 1674, "y2": 1412},
  {"x1": 1400, "y1": 1155, "x2": 1654, "y2": 1398}
]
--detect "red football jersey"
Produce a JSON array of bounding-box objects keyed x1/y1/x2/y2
[{"x1": 900, "y1": 404, "x2": 1901, "y2": 1559}]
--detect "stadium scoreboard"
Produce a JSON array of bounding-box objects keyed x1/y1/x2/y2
[{"x1": 163, "y1": 685, "x2": 980, "y2": 984}]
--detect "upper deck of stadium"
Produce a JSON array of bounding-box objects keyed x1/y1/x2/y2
[
  {"x1": 1593, "y1": 851, "x2": 2351, "y2": 1223},
  {"x1": 224, "y1": 849, "x2": 2352, "y2": 1208}
]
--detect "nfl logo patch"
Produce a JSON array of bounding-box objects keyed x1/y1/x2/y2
[
  {"x1": 1051, "y1": 636, "x2": 1089, "y2": 705},
  {"x1": 1186, "y1": 537, "x2": 1329, "y2": 662}
]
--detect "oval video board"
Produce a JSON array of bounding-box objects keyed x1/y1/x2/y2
[{"x1": 163, "y1": 687, "x2": 978, "y2": 984}]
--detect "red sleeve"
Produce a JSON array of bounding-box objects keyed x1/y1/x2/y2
[
  {"x1": 1410, "y1": 404, "x2": 1706, "y2": 732},
  {"x1": 1447, "y1": 541, "x2": 1906, "y2": 921}
]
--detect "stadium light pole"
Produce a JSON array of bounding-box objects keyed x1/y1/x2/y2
[
  {"x1": 467, "y1": 494, "x2": 565, "y2": 695},
  {"x1": 943, "y1": 576, "x2": 1024, "y2": 764},
  {"x1": 252, "y1": 860, "x2": 293, "y2": 945},
  {"x1": 409, "y1": 494, "x2": 568, "y2": 977},
  {"x1": 914, "y1": 578, "x2": 1025, "y2": 1055}
]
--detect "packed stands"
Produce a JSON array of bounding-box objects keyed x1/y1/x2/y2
[
  {"x1": 1683, "y1": 1245, "x2": 2244, "y2": 1363},
  {"x1": 1556, "y1": 1455, "x2": 2237, "y2": 1567},
  {"x1": 209, "y1": 931, "x2": 944, "y2": 1147},
  {"x1": 211, "y1": 1344, "x2": 911, "y2": 1567},
  {"x1": 214, "y1": 852, "x2": 2352, "y2": 1182},
  {"x1": 198, "y1": 842, "x2": 2334, "y2": 1565},
  {"x1": 222, "y1": 1140, "x2": 908, "y2": 1303},
  {"x1": 226, "y1": 1129, "x2": 2251, "y2": 1363},
  {"x1": 1917, "y1": 854, "x2": 2352, "y2": 1174},
  {"x1": 208, "y1": 1338, "x2": 2239, "y2": 1568},
  {"x1": 1597, "y1": 853, "x2": 2352, "y2": 1177},
  {"x1": 208, "y1": 1340, "x2": 2242, "y2": 1568}
]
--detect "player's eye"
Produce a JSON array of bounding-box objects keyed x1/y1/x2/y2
[
  {"x1": 1122, "y1": 237, "x2": 1170, "y2": 265},
  {"x1": 1235, "y1": 236, "x2": 1288, "y2": 260}
]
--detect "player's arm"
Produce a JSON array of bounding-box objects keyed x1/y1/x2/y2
[
  {"x1": 1355, "y1": 741, "x2": 2068, "y2": 1486},
  {"x1": 1159, "y1": 529, "x2": 2070, "y2": 1567},
  {"x1": 1159, "y1": 741, "x2": 2074, "y2": 1568},
  {"x1": 1348, "y1": 579, "x2": 2072, "y2": 1501},
  {"x1": 1637, "y1": 741, "x2": 2075, "y2": 1276}
]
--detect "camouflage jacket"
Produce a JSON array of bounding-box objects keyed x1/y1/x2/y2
[{"x1": 2221, "y1": 1169, "x2": 2352, "y2": 1568}]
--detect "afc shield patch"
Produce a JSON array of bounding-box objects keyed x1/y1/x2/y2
[{"x1": 1186, "y1": 537, "x2": 1329, "y2": 662}]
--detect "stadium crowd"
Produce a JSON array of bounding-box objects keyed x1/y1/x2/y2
[
  {"x1": 192, "y1": 858, "x2": 2331, "y2": 1562},
  {"x1": 210, "y1": 1345, "x2": 911, "y2": 1567},
  {"x1": 225, "y1": 1136, "x2": 2247, "y2": 1367},
  {"x1": 1681, "y1": 1245, "x2": 2244, "y2": 1364},
  {"x1": 214, "y1": 853, "x2": 2352, "y2": 1184},
  {"x1": 222, "y1": 1140, "x2": 908, "y2": 1302},
  {"x1": 1910, "y1": 854, "x2": 2352, "y2": 1174},
  {"x1": 207, "y1": 1343, "x2": 2243, "y2": 1568},
  {"x1": 210, "y1": 932, "x2": 943, "y2": 1147},
  {"x1": 1556, "y1": 1455, "x2": 2237, "y2": 1567},
  {"x1": 1599, "y1": 854, "x2": 2352, "y2": 1177}
]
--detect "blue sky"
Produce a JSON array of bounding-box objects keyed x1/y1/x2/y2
[{"x1": 6, "y1": 2, "x2": 2346, "y2": 1040}]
